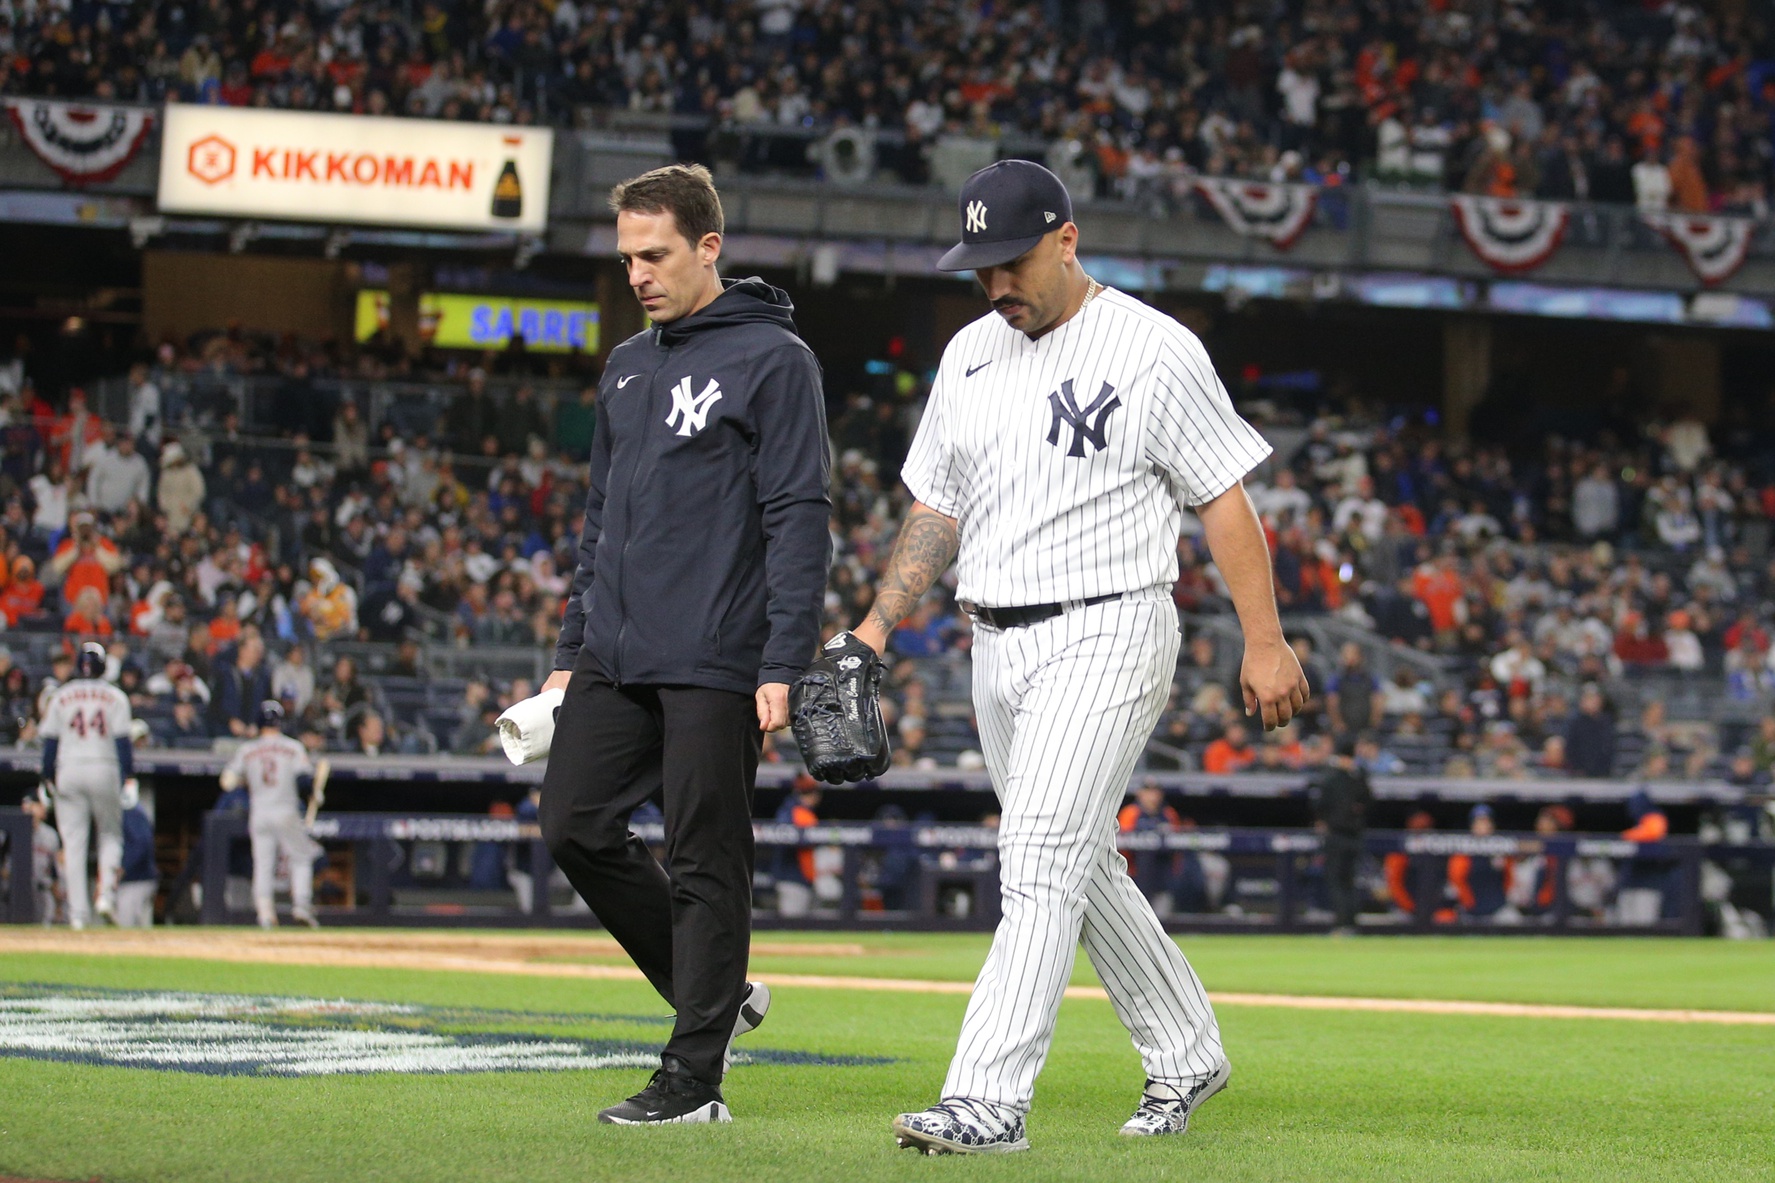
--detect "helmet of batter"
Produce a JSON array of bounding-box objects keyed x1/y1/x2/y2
[
  {"x1": 76, "y1": 642, "x2": 107, "y2": 680},
  {"x1": 257, "y1": 699, "x2": 286, "y2": 730}
]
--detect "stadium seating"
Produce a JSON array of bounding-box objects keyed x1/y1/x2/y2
[
  {"x1": 3, "y1": 1, "x2": 1770, "y2": 207},
  {"x1": 5, "y1": 342, "x2": 1772, "y2": 793}
]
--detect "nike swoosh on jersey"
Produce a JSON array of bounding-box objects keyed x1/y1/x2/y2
[
  {"x1": 965, "y1": 362, "x2": 992, "y2": 377},
  {"x1": 617, "y1": 375, "x2": 638, "y2": 388}
]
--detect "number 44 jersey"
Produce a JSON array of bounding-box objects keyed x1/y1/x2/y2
[{"x1": 39, "y1": 676, "x2": 132, "y2": 774}]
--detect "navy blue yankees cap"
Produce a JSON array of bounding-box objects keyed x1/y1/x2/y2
[{"x1": 937, "y1": 159, "x2": 1074, "y2": 272}]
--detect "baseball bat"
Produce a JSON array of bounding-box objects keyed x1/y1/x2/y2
[{"x1": 305, "y1": 759, "x2": 331, "y2": 827}]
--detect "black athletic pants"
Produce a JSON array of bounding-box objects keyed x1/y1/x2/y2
[
  {"x1": 539, "y1": 652, "x2": 760, "y2": 1084},
  {"x1": 1324, "y1": 831, "x2": 1362, "y2": 929}
]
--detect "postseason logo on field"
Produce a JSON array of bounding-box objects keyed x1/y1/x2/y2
[
  {"x1": 157, "y1": 104, "x2": 552, "y2": 234},
  {"x1": 0, "y1": 985, "x2": 888, "y2": 1077}
]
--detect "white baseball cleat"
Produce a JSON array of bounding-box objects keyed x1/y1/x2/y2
[
  {"x1": 257, "y1": 912, "x2": 277, "y2": 930},
  {"x1": 893, "y1": 1099, "x2": 1029, "y2": 1155},
  {"x1": 1120, "y1": 1060, "x2": 1231, "y2": 1136},
  {"x1": 722, "y1": 981, "x2": 770, "y2": 1076},
  {"x1": 94, "y1": 899, "x2": 117, "y2": 926},
  {"x1": 291, "y1": 909, "x2": 321, "y2": 929}
]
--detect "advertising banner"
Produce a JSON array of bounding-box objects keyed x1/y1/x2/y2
[
  {"x1": 355, "y1": 290, "x2": 599, "y2": 353},
  {"x1": 159, "y1": 105, "x2": 551, "y2": 233}
]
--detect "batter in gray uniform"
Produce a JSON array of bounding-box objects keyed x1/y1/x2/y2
[
  {"x1": 38, "y1": 643, "x2": 136, "y2": 929},
  {"x1": 220, "y1": 700, "x2": 322, "y2": 928}
]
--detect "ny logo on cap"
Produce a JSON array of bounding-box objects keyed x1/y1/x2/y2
[{"x1": 966, "y1": 200, "x2": 988, "y2": 234}]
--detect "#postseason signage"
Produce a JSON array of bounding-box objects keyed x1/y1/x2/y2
[{"x1": 157, "y1": 104, "x2": 552, "y2": 234}]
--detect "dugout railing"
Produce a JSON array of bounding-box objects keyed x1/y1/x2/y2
[
  {"x1": 0, "y1": 748, "x2": 1758, "y2": 801},
  {"x1": 162, "y1": 810, "x2": 1770, "y2": 937},
  {"x1": 2, "y1": 754, "x2": 1769, "y2": 932}
]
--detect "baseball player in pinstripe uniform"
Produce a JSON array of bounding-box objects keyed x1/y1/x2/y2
[
  {"x1": 38, "y1": 642, "x2": 137, "y2": 930},
  {"x1": 220, "y1": 700, "x2": 322, "y2": 929},
  {"x1": 846, "y1": 162, "x2": 1309, "y2": 1154}
]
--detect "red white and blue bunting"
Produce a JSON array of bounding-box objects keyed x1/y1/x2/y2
[
  {"x1": 1640, "y1": 212, "x2": 1760, "y2": 286},
  {"x1": 1195, "y1": 178, "x2": 1318, "y2": 249},
  {"x1": 4, "y1": 98, "x2": 155, "y2": 185},
  {"x1": 1449, "y1": 195, "x2": 1569, "y2": 274}
]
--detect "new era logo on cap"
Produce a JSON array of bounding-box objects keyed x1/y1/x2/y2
[{"x1": 938, "y1": 160, "x2": 1074, "y2": 272}]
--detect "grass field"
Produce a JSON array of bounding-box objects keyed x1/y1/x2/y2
[{"x1": 1, "y1": 932, "x2": 1771, "y2": 1182}]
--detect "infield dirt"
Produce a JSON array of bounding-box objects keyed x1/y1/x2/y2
[{"x1": 4, "y1": 927, "x2": 1769, "y2": 1026}]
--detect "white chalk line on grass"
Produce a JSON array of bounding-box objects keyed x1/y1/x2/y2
[{"x1": 3, "y1": 931, "x2": 1770, "y2": 1027}]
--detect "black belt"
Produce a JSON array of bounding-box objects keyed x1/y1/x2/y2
[{"x1": 962, "y1": 592, "x2": 1125, "y2": 630}]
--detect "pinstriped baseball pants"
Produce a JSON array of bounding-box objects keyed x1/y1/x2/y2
[{"x1": 942, "y1": 590, "x2": 1225, "y2": 1113}]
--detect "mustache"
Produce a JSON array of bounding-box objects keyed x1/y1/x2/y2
[{"x1": 991, "y1": 296, "x2": 1023, "y2": 309}]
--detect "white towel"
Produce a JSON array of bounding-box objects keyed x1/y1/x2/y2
[{"x1": 497, "y1": 688, "x2": 566, "y2": 766}]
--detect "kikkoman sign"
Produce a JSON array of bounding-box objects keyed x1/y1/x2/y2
[{"x1": 158, "y1": 104, "x2": 551, "y2": 234}]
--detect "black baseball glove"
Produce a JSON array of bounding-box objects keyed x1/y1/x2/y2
[{"x1": 790, "y1": 632, "x2": 892, "y2": 784}]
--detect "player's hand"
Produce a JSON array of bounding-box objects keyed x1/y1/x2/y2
[
  {"x1": 756, "y1": 682, "x2": 790, "y2": 732},
  {"x1": 1241, "y1": 638, "x2": 1309, "y2": 731},
  {"x1": 120, "y1": 778, "x2": 140, "y2": 810},
  {"x1": 541, "y1": 670, "x2": 572, "y2": 695}
]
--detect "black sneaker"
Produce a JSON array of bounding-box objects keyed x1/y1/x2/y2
[{"x1": 598, "y1": 1056, "x2": 731, "y2": 1125}]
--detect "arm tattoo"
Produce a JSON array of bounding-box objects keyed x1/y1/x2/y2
[{"x1": 866, "y1": 506, "x2": 960, "y2": 637}]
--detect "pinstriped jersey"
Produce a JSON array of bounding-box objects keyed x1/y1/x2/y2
[
  {"x1": 901, "y1": 287, "x2": 1271, "y2": 607},
  {"x1": 38, "y1": 679, "x2": 131, "y2": 772},
  {"x1": 223, "y1": 733, "x2": 313, "y2": 817}
]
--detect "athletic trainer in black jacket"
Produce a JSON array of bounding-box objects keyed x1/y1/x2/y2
[{"x1": 538, "y1": 165, "x2": 831, "y2": 1125}]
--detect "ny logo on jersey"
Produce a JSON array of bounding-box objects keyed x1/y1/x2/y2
[
  {"x1": 666, "y1": 376, "x2": 724, "y2": 437},
  {"x1": 1046, "y1": 379, "x2": 1122, "y2": 458},
  {"x1": 965, "y1": 200, "x2": 988, "y2": 233}
]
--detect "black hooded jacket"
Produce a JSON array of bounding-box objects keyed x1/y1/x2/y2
[{"x1": 553, "y1": 277, "x2": 832, "y2": 695}]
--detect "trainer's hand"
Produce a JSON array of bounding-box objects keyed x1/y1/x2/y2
[
  {"x1": 756, "y1": 682, "x2": 790, "y2": 732},
  {"x1": 541, "y1": 669, "x2": 572, "y2": 695},
  {"x1": 1241, "y1": 638, "x2": 1310, "y2": 731}
]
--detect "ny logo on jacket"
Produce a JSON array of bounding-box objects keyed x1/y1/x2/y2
[{"x1": 666, "y1": 376, "x2": 725, "y2": 436}]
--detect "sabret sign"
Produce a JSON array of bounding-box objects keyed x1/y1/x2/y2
[{"x1": 158, "y1": 105, "x2": 552, "y2": 234}]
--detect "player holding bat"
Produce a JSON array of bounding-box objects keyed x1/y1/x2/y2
[{"x1": 220, "y1": 700, "x2": 325, "y2": 929}]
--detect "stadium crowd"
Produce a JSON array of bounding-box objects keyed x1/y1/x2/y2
[
  {"x1": 833, "y1": 375, "x2": 1775, "y2": 781},
  {"x1": 0, "y1": 315, "x2": 1774, "y2": 784},
  {"x1": 2, "y1": 0, "x2": 1771, "y2": 210},
  {"x1": 0, "y1": 333, "x2": 596, "y2": 757}
]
